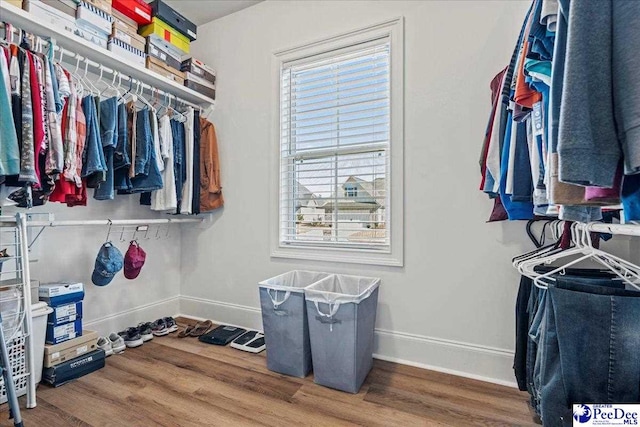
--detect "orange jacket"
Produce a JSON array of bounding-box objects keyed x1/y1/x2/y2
[{"x1": 200, "y1": 118, "x2": 223, "y2": 211}]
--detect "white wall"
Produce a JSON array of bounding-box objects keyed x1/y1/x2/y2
[
  {"x1": 180, "y1": 0, "x2": 633, "y2": 385},
  {"x1": 6, "y1": 197, "x2": 183, "y2": 336}
]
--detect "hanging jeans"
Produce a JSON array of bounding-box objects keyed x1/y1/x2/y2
[
  {"x1": 130, "y1": 109, "x2": 162, "y2": 193},
  {"x1": 114, "y1": 102, "x2": 132, "y2": 191},
  {"x1": 537, "y1": 277, "x2": 640, "y2": 426},
  {"x1": 94, "y1": 97, "x2": 118, "y2": 200},
  {"x1": 81, "y1": 96, "x2": 107, "y2": 187},
  {"x1": 171, "y1": 119, "x2": 185, "y2": 212}
]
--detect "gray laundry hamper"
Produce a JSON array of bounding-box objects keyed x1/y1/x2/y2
[
  {"x1": 304, "y1": 274, "x2": 380, "y2": 393},
  {"x1": 259, "y1": 270, "x2": 330, "y2": 377}
]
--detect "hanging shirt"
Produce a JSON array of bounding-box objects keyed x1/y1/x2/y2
[
  {"x1": 19, "y1": 52, "x2": 37, "y2": 184},
  {"x1": 151, "y1": 114, "x2": 177, "y2": 211},
  {"x1": 0, "y1": 53, "x2": 20, "y2": 176},
  {"x1": 199, "y1": 118, "x2": 223, "y2": 211},
  {"x1": 181, "y1": 107, "x2": 194, "y2": 215}
]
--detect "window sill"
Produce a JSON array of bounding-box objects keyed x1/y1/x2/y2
[{"x1": 271, "y1": 245, "x2": 403, "y2": 267}]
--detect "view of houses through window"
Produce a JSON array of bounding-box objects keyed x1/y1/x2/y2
[{"x1": 280, "y1": 40, "x2": 391, "y2": 249}]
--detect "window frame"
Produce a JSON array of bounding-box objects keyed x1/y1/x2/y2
[{"x1": 270, "y1": 17, "x2": 404, "y2": 267}]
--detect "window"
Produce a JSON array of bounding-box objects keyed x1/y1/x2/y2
[{"x1": 271, "y1": 19, "x2": 404, "y2": 266}]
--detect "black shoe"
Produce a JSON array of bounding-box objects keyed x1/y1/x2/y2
[
  {"x1": 119, "y1": 327, "x2": 143, "y2": 348},
  {"x1": 137, "y1": 322, "x2": 154, "y2": 342}
]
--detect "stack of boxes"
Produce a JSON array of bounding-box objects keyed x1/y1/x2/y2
[
  {"x1": 110, "y1": 0, "x2": 149, "y2": 65},
  {"x1": 39, "y1": 282, "x2": 105, "y2": 387},
  {"x1": 12, "y1": 0, "x2": 216, "y2": 99},
  {"x1": 139, "y1": 0, "x2": 193, "y2": 86}
]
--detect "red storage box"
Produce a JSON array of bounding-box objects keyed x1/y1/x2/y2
[{"x1": 111, "y1": 0, "x2": 152, "y2": 25}]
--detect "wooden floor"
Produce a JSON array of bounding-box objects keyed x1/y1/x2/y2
[{"x1": 0, "y1": 318, "x2": 536, "y2": 426}]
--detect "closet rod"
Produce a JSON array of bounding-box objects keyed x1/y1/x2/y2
[
  {"x1": 25, "y1": 218, "x2": 203, "y2": 227},
  {"x1": 584, "y1": 222, "x2": 640, "y2": 238},
  {"x1": 1, "y1": 23, "x2": 202, "y2": 110}
]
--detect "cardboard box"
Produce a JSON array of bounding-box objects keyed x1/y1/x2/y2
[
  {"x1": 139, "y1": 17, "x2": 190, "y2": 55},
  {"x1": 44, "y1": 330, "x2": 98, "y2": 368},
  {"x1": 146, "y1": 56, "x2": 185, "y2": 85},
  {"x1": 112, "y1": 8, "x2": 138, "y2": 29},
  {"x1": 84, "y1": 0, "x2": 111, "y2": 15},
  {"x1": 146, "y1": 37, "x2": 181, "y2": 70},
  {"x1": 42, "y1": 349, "x2": 106, "y2": 387},
  {"x1": 4, "y1": 0, "x2": 22, "y2": 7},
  {"x1": 108, "y1": 38, "x2": 146, "y2": 66},
  {"x1": 149, "y1": 0, "x2": 196, "y2": 41},
  {"x1": 48, "y1": 301, "x2": 83, "y2": 326},
  {"x1": 39, "y1": 282, "x2": 84, "y2": 307},
  {"x1": 184, "y1": 71, "x2": 215, "y2": 90},
  {"x1": 112, "y1": 0, "x2": 151, "y2": 25},
  {"x1": 45, "y1": 0, "x2": 77, "y2": 18},
  {"x1": 46, "y1": 319, "x2": 82, "y2": 345},
  {"x1": 22, "y1": 0, "x2": 76, "y2": 34},
  {"x1": 181, "y1": 57, "x2": 215, "y2": 85},
  {"x1": 112, "y1": 26, "x2": 145, "y2": 52},
  {"x1": 77, "y1": 1, "x2": 114, "y2": 35},
  {"x1": 73, "y1": 22, "x2": 109, "y2": 49},
  {"x1": 184, "y1": 79, "x2": 215, "y2": 100},
  {"x1": 113, "y1": 16, "x2": 138, "y2": 36}
]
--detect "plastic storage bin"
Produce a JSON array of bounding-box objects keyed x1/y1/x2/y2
[
  {"x1": 304, "y1": 274, "x2": 380, "y2": 393},
  {"x1": 32, "y1": 302, "x2": 53, "y2": 383},
  {"x1": 259, "y1": 270, "x2": 331, "y2": 377}
]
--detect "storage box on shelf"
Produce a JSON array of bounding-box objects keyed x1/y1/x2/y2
[
  {"x1": 83, "y1": 0, "x2": 111, "y2": 15},
  {"x1": 149, "y1": 0, "x2": 196, "y2": 41},
  {"x1": 1, "y1": 0, "x2": 215, "y2": 106},
  {"x1": 146, "y1": 37, "x2": 182, "y2": 70},
  {"x1": 181, "y1": 57, "x2": 215, "y2": 85},
  {"x1": 76, "y1": 1, "x2": 113, "y2": 35},
  {"x1": 108, "y1": 37, "x2": 146, "y2": 66},
  {"x1": 112, "y1": 18, "x2": 145, "y2": 51},
  {"x1": 45, "y1": 0, "x2": 77, "y2": 18},
  {"x1": 146, "y1": 55, "x2": 184, "y2": 84},
  {"x1": 139, "y1": 17, "x2": 190, "y2": 55},
  {"x1": 22, "y1": 0, "x2": 76, "y2": 34},
  {"x1": 111, "y1": 0, "x2": 151, "y2": 25},
  {"x1": 184, "y1": 76, "x2": 215, "y2": 100}
]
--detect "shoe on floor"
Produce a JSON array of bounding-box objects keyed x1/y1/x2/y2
[
  {"x1": 109, "y1": 332, "x2": 126, "y2": 354},
  {"x1": 119, "y1": 327, "x2": 144, "y2": 348},
  {"x1": 164, "y1": 317, "x2": 178, "y2": 333},
  {"x1": 152, "y1": 318, "x2": 170, "y2": 336},
  {"x1": 137, "y1": 322, "x2": 154, "y2": 342},
  {"x1": 97, "y1": 336, "x2": 113, "y2": 357}
]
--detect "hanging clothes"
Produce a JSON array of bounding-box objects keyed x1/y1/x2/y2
[
  {"x1": 199, "y1": 118, "x2": 223, "y2": 211},
  {"x1": 150, "y1": 114, "x2": 177, "y2": 211}
]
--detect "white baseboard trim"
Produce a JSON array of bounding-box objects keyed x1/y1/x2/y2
[
  {"x1": 178, "y1": 295, "x2": 517, "y2": 387},
  {"x1": 84, "y1": 296, "x2": 181, "y2": 336}
]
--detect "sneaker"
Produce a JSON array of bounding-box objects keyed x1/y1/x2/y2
[
  {"x1": 137, "y1": 322, "x2": 154, "y2": 342},
  {"x1": 109, "y1": 332, "x2": 126, "y2": 354},
  {"x1": 164, "y1": 317, "x2": 178, "y2": 333},
  {"x1": 151, "y1": 318, "x2": 170, "y2": 336},
  {"x1": 97, "y1": 336, "x2": 113, "y2": 357},
  {"x1": 119, "y1": 327, "x2": 143, "y2": 348}
]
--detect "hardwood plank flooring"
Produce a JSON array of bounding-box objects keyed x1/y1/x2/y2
[{"x1": 0, "y1": 317, "x2": 536, "y2": 426}]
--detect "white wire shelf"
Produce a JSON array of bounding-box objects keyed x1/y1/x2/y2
[{"x1": 0, "y1": 1, "x2": 215, "y2": 108}]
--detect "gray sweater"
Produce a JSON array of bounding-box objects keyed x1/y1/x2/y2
[{"x1": 557, "y1": 0, "x2": 625, "y2": 188}]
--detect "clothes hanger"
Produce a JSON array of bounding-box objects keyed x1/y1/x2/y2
[{"x1": 522, "y1": 223, "x2": 640, "y2": 290}]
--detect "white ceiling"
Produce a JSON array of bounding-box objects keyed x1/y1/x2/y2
[{"x1": 153, "y1": 1, "x2": 263, "y2": 26}]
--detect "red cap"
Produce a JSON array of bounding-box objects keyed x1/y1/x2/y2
[{"x1": 124, "y1": 241, "x2": 146, "y2": 280}]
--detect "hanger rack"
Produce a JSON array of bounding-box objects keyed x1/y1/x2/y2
[{"x1": 0, "y1": 2, "x2": 215, "y2": 108}]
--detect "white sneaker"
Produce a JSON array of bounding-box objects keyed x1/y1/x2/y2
[
  {"x1": 97, "y1": 336, "x2": 113, "y2": 357},
  {"x1": 109, "y1": 332, "x2": 126, "y2": 354}
]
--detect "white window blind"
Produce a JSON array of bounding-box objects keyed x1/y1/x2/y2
[{"x1": 279, "y1": 39, "x2": 391, "y2": 250}]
